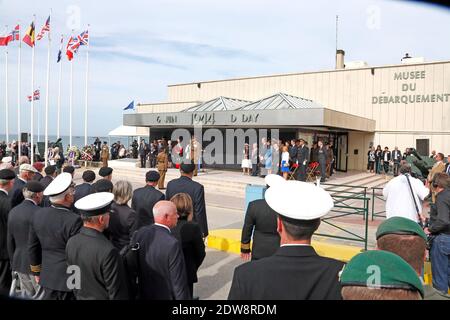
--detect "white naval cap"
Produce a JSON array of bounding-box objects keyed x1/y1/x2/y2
[
  {"x1": 75, "y1": 192, "x2": 114, "y2": 217},
  {"x1": 20, "y1": 163, "x2": 38, "y2": 173},
  {"x1": 264, "y1": 174, "x2": 334, "y2": 220},
  {"x1": 44, "y1": 172, "x2": 73, "y2": 196},
  {"x1": 1, "y1": 156, "x2": 12, "y2": 164}
]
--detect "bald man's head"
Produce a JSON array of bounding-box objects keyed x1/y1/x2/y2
[{"x1": 153, "y1": 200, "x2": 178, "y2": 228}]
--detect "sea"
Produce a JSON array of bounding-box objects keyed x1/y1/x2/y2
[{"x1": 0, "y1": 134, "x2": 133, "y2": 150}]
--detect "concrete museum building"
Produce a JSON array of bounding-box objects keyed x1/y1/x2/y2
[{"x1": 124, "y1": 51, "x2": 450, "y2": 171}]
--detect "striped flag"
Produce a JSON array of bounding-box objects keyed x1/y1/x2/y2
[
  {"x1": 57, "y1": 35, "x2": 64, "y2": 63},
  {"x1": 66, "y1": 35, "x2": 79, "y2": 61},
  {"x1": 0, "y1": 25, "x2": 19, "y2": 46},
  {"x1": 36, "y1": 16, "x2": 50, "y2": 41},
  {"x1": 27, "y1": 89, "x2": 40, "y2": 102},
  {"x1": 22, "y1": 21, "x2": 35, "y2": 47}
]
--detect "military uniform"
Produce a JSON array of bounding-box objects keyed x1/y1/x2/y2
[
  {"x1": 240, "y1": 199, "x2": 280, "y2": 260},
  {"x1": 296, "y1": 144, "x2": 309, "y2": 181},
  {"x1": 156, "y1": 151, "x2": 168, "y2": 189},
  {"x1": 131, "y1": 181, "x2": 165, "y2": 228},
  {"x1": 66, "y1": 227, "x2": 129, "y2": 300},
  {"x1": 166, "y1": 169, "x2": 208, "y2": 237},
  {"x1": 101, "y1": 144, "x2": 109, "y2": 167},
  {"x1": 0, "y1": 188, "x2": 12, "y2": 296},
  {"x1": 28, "y1": 173, "x2": 82, "y2": 300}
]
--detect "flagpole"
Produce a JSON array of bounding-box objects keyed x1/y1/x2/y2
[
  {"x1": 44, "y1": 11, "x2": 51, "y2": 166},
  {"x1": 5, "y1": 27, "x2": 9, "y2": 145},
  {"x1": 69, "y1": 53, "x2": 73, "y2": 149},
  {"x1": 57, "y1": 35, "x2": 63, "y2": 139},
  {"x1": 17, "y1": 22, "x2": 22, "y2": 156},
  {"x1": 30, "y1": 16, "x2": 35, "y2": 165},
  {"x1": 84, "y1": 25, "x2": 90, "y2": 149}
]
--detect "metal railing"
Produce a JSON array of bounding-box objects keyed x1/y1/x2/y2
[
  {"x1": 315, "y1": 183, "x2": 370, "y2": 250},
  {"x1": 371, "y1": 187, "x2": 386, "y2": 220}
]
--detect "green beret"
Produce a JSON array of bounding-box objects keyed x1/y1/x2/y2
[
  {"x1": 376, "y1": 217, "x2": 427, "y2": 242},
  {"x1": 340, "y1": 250, "x2": 424, "y2": 298}
]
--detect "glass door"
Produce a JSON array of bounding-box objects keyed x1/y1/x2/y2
[{"x1": 336, "y1": 133, "x2": 348, "y2": 172}]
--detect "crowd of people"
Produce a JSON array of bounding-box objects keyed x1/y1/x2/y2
[
  {"x1": 0, "y1": 154, "x2": 208, "y2": 300},
  {"x1": 0, "y1": 140, "x2": 449, "y2": 300},
  {"x1": 242, "y1": 138, "x2": 335, "y2": 183}
]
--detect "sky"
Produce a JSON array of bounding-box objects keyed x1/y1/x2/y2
[{"x1": 0, "y1": 0, "x2": 450, "y2": 137}]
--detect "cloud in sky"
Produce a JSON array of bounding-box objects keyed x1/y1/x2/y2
[{"x1": 0, "y1": 0, "x2": 449, "y2": 137}]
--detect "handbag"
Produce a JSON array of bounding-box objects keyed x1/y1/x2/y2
[{"x1": 120, "y1": 231, "x2": 141, "y2": 299}]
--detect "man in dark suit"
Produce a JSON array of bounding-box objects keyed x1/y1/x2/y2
[
  {"x1": 132, "y1": 170, "x2": 165, "y2": 229},
  {"x1": 10, "y1": 164, "x2": 37, "y2": 208},
  {"x1": 382, "y1": 147, "x2": 391, "y2": 174},
  {"x1": 229, "y1": 175, "x2": 344, "y2": 300},
  {"x1": 135, "y1": 201, "x2": 190, "y2": 300},
  {"x1": 40, "y1": 165, "x2": 58, "y2": 208},
  {"x1": 139, "y1": 139, "x2": 148, "y2": 168},
  {"x1": 166, "y1": 163, "x2": 208, "y2": 237},
  {"x1": 98, "y1": 166, "x2": 113, "y2": 181},
  {"x1": 74, "y1": 170, "x2": 96, "y2": 204},
  {"x1": 392, "y1": 147, "x2": 402, "y2": 176},
  {"x1": 28, "y1": 173, "x2": 82, "y2": 300},
  {"x1": 296, "y1": 139, "x2": 309, "y2": 182},
  {"x1": 40, "y1": 165, "x2": 57, "y2": 189},
  {"x1": 32, "y1": 162, "x2": 45, "y2": 182},
  {"x1": 240, "y1": 198, "x2": 280, "y2": 261},
  {"x1": 7, "y1": 181, "x2": 45, "y2": 299},
  {"x1": 66, "y1": 192, "x2": 129, "y2": 300},
  {"x1": 0, "y1": 169, "x2": 16, "y2": 296}
]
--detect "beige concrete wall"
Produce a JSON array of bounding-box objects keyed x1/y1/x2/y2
[
  {"x1": 164, "y1": 61, "x2": 450, "y2": 154},
  {"x1": 348, "y1": 131, "x2": 375, "y2": 171}
]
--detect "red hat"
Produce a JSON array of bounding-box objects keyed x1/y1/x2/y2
[{"x1": 33, "y1": 162, "x2": 45, "y2": 172}]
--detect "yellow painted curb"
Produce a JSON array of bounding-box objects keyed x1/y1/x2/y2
[
  {"x1": 206, "y1": 229, "x2": 363, "y2": 262},
  {"x1": 207, "y1": 229, "x2": 434, "y2": 285}
]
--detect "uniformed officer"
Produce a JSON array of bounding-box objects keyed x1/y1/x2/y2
[
  {"x1": 340, "y1": 250, "x2": 424, "y2": 300},
  {"x1": 10, "y1": 164, "x2": 38, "y2": 208},
  {"x1": 156, "y1": 147, "x2": 168, "y2": 189},
  {"x1": 92, "y1": 179, "x2": 114, "y2": 193},
  {"x1": 296, "y1": 139, "x2": 309, "y2": 181},
  {"x1": 28, "y1": 172, "x2": 82, "y2": 300},
  {"x1": 228, "y1": 175, "x2": 343, "y2": 300},
  {"x1": 7, "y1": 181, "x2": 45, "y2": 299},
  {"x1": 99, "y1": 166, "x2": 113, "y2": 181},
  {"x1": 74, "y1": 170, "x2": 96, "y2": 204},
  {"x1": 166, "y1": 163, "x2": 208, "y2": 237},
  {"x1": 240, "y1": 175, "x2": 282, "y2": 261},
  {"x1": 0, "y1": 169, "x2": 15, "y2": 296},
  {"x1": 131, "y1": 170, "x2": 164, "y2": 228},
  {"x1": 66, "y1": 192, "x2": 129, "y2": 300}
]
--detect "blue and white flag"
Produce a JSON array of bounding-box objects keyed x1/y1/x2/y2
[{"x1": 123, "y1": 100, "x2": 134, "y2": 111}]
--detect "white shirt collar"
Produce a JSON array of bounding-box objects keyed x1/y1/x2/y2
[
  {"x1": 154, "y1": 223, "x2": 171, "y2": 233},
  {"x1": 18, "y1": 176, "x2": 27, "y2": 184},
  {"x1": 0, "y1": 188, "x2": 8, "y2": 196}
]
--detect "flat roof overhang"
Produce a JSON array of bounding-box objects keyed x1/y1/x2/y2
[{"x1": 124, "y1": 108, "x2": 375, "y2": 132}]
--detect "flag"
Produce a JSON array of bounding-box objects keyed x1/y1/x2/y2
[
  {"x1": 123, "y1": 101, "x2": 134, "y2": 111},
  {"x1": 27, "y1": 89, "x2": 40, "y2": 102},
  {"x1": 77, "y1": 30, "x2": 89, "y2": 46},
  {"x1": 36, "y1": 16, "x2": 50, "y2": 41},
  {"x1": 0, "y1": 25, "x2": 19, "y2": 46},
  {"x1": 66, "y1": 36, "x2": 79, "y2": 61},
  {"x1": 57, "y1": 35, "x2": 63, "y2": 63},
  {"x1": 23, "y1": 21, "x2": 35, "y2": 47}
]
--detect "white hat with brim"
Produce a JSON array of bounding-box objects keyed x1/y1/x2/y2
[
  {"x1": 75, "y1": 192, "x2": 114, "y2": 216},
  {"x1": 44, "y1": 172, "x2": 73, "y2": 196},
  {"x1": 264, "y1": 174, "x2": 334, "y2": 220},
  {"x1": 1, "y1": 156, "x2": 12, "y2": 164},
  {"x1": 20, "y1": 164, "x2": 38, "y2": 173}
]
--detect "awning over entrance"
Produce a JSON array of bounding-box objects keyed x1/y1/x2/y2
[
  {"x1": 108, "y1": 125, "x2": 149, "y2": 137},
  {"x1": 123, "y1": 93, "x2": 376, "y2": 132}
]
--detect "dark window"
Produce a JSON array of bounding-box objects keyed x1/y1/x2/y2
[{"x1": 416, "y1": 139, "x2": 429, "y2": 156}]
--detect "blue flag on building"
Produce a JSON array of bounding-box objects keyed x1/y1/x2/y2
[{"x1": 123, "y1": 100, "x2": 134, "y2": 111}]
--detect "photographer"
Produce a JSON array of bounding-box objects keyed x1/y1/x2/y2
[
  {"x1": 425, "y1": 172, "x2": 450, "y2": 294},
  {"x1": 383, "y1": 163, "x2": 429, "y2": 223}
]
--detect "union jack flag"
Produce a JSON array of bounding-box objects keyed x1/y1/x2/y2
[
  {"x1": 36, "y1": 16, "x2": 50, "y2": 41},
  {"x1": 66, "y1": 35, "x2": 79, "y2": 61},
  {"x1": 77, "y1": 30, "x2": 89, "y2": 46},
  {"x1": 27, "y1": 89, "x2": 40, "y2": 102}
]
